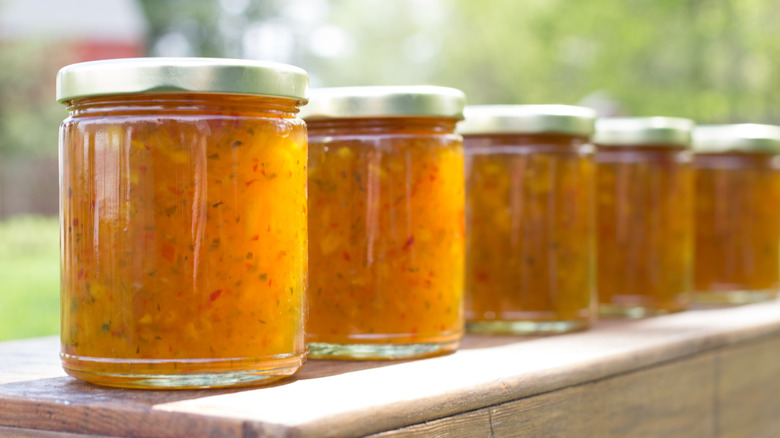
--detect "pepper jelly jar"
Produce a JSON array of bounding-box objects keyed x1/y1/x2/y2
[
  {"x1": 693, "y1": 124, "x2": 780, "y2": 304},
  {"x1": 595, "y1": 117, "x2": 694, "y2": 318},
  {"x1": 57, "y1": 58, "x2": 309, "y2": 388},
  {"x1": 302, "y1": 86, "x2": 466, "y2": 360},
  {"x1": 460, "y1": 105, "x2": 597, "y2": 334}
]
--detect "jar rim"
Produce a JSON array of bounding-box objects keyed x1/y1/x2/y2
[
  {"x1": 298, "y1": 86, "x2": 466, "y2": 120},
  {"x1": 56, "y1": 57, "x2": 309, "y2": 104},
  {"x1": 693, "y1": 124, "x2": 780, "y2": 154},
  {"x1": 458, "y1": 105, "x2": 596, "y2": 136},
  {"x1": 594, "y1": 117, "x2": 694, "y2": 148}
]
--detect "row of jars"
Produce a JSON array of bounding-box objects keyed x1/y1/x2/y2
[{"x1": 55, "y1": 58, "x2": 780, "y2": 389}]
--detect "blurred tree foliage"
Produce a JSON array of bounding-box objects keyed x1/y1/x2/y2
[
  {"x1": 4, "y1": 0, "x2": 780, "y2": 161},
  {"x1": 316, "y1": 0, "x2": 780, "y2": 123},
  {"x1": 440, "y1": 0, "x2": 780, "y2": 122},
  {"x1": 138, "y1": 0, "x2": 225, "y2": 57},
  {"x1": 104, "y1": 0, "x2": 780, "y2": 125},
  {"x1": 0, "y1": 41, "x2": 65, "y2": 158},
  {"x1": 137, "y1": 0, "x2": 284, "y2": 58}
]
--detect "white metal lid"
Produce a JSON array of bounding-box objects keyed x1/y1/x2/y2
[
  {"x1": 299, "y1": 86, "x2": 466, "y2": 120},
  {"x1": 594, "y1": 117, "x2": 694, "y2": 147},
  {"x1": 56, "y1": 57, "x2": 309, "y2": 103},
  {"x1": 458, "y1": 105, "x2": 596, "y2": 136},
  {"x1": 693, "y1": 124, "x2": 780, "y2": 154}
]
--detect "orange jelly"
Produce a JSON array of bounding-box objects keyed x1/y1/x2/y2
[
  {"x1": 461, "y1": 105, "x2": 597, "y2": 334},
  {"x1": 303, "y1": 86, "x2": 466, "y2": 359},
  {"x1": 693, "y1": 124, "x2": 780, "y2": 304},
  {"x1": 595, "y1": 118, "x2": 694, "y2": 317},
  {"x1": 57, "y1": 58, "x2": 309, "y2": 388}
]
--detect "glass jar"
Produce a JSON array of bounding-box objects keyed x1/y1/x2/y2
[
  {"x1": 692, "y1": 124, "x2": 780, "y2": 304},
  {"x1": 57, "y1": 58, "x2": 309, "y2": 388},
  {"x1": 302, "y1": 86, "x2": 466, "y2": 359},
  {"x1": 595, "y1": 117, "x2": 694, "y2": 317},
  {"x1": 460, "y1": 105, "x2": 596, "y2": 334}
]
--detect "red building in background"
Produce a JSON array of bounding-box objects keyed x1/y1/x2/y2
[
  {"x1": 0, "y1": 0, "x2": 148, "y2": 218},
  {"x1": 0, "y1": 0, "x2": 146, "y2": 62}
]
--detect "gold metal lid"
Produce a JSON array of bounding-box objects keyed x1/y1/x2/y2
[
  {"x1": 693, "y1": 124, "x2": 780, "y2": 154},
  {"x1": 298, "y1": 86, "x2": 466, "y2": 120},
  {"x1": 458, "y1": 105, "x2": 596, "y2": 136},
  {"x1": 56, "y1": 57, "x2": 309, "y2": 103},
  {"x1": 594, "y1": 117, "x2": 694, "y2": 147}
]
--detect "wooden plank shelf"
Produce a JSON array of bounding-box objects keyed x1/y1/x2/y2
[{"x1": 3, "y1": 300, "x2": 780, "y2": 437}]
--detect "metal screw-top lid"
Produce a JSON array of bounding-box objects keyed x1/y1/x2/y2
[
  {"x1": 458, "y1": 105, "x2": 596, "y2": 136},
  {"x1": 693, "y1": 124, "x2": 780, "y2": 154},
  {"x1": 56, "y1": 57, "x2": 309, "y2": 103},
  {"x1": 594, "y1": 117, "x2": 694, "y2": 147},
  {"x1": 298, "y1": 86, "x2": 466, "y2": 120}
]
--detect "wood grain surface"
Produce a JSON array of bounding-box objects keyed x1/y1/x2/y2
[
  {"x1": 716, "y1": 336, "x2": 780, "y2": 438},
  {"x1": 3, "y1": 300, "x2": 780, "y2": 437},
  {"x1": 372, "y1": 353, "x2": 717, "y2": 437}
]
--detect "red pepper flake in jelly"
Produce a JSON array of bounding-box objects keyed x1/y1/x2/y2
[
  {"x1": 303, "y1": 86, "x2": 466, "y2": 360},
  {"x1": 57, "y1": 57, "x2": 309, "y2": 389},
  {"x1": 461, "y1": 105, "x2": 597, "y2": 335},
  {"x1": 594, "y1": 117, "x2": 694, "y2": 317},
  {"x1": 692, "y1": 124, "x2": 780, "y2": 304}
]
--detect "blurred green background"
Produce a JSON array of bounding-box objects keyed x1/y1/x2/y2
[
  {"x1": 0, "y1": 217, "x2": 59, "y2": 340},
  {"x1": 1, "y1": 0, "x2": 780, "y2": 340}
]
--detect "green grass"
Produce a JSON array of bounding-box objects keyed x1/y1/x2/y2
[{"x1": 0, "y1": 216, "x2": 60, "y2": 341}]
